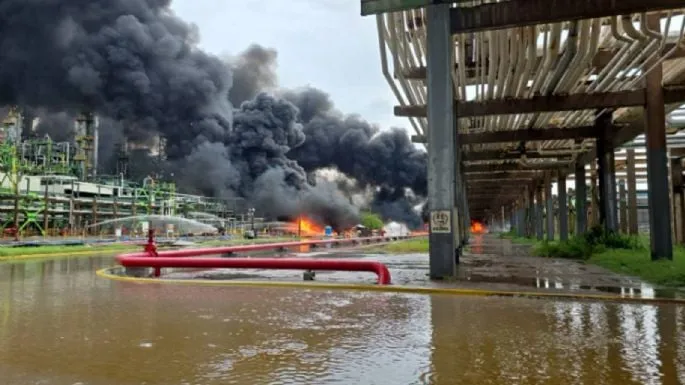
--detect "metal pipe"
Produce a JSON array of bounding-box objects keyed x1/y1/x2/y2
[
  {"x1": 118, "y1": 256, "x2": 393, "y2": 285},
  {"x1": 376, "y1": 14, "x2": 423, "y2": 136}
]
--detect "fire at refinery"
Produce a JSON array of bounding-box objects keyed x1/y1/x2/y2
[
  {"x1": 295, "y1": 217, "x2": 325, "y2": 237},
  {"x1": 470, "y1": 220, "x2": 486, "y2": 234}
]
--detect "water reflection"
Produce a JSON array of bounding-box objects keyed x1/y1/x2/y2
[{"x1": 0, "y1": 257, "x2": 684, "y2": 384}]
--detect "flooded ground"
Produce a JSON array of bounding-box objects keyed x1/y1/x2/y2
[
  {"x1": 1, "y1": 238, "x2": 685, "y2": 384},
  {"x1": 164, "y1": 234, "x2": 673, "y2": 299}
]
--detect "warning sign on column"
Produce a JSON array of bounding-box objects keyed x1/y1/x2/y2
[{"x1": 430, "y1": 210, "x2": 451, "y2": 233}]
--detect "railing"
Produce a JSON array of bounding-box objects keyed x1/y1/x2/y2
[
  {"x1": 114, "y1": 230, "x2": 425, "y2": 284},
  {"x1": 117, "y1": 255, "x2": 393, "y2": 284}
]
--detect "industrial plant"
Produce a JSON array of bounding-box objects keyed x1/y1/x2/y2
[{"x1": 0, "y1": 107, "x2": 248, "y2": 238}]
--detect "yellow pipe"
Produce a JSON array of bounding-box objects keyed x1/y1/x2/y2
[{"x1": 96, "y1": 267, "x2": 685, "y2": 306}]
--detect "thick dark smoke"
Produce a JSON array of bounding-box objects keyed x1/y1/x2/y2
[
  {"x1": 227, "y1": 45, "x2": 278, "y2": 108},
  {"x1": 0, "y1": 1, "x2": 426, "y2": 228},
  {"x1": 281, "y1": 87, "x2": 427, "y2": 227},
  {"x1": 0, "y1": 0, "x2": 360, "y2": 229}
]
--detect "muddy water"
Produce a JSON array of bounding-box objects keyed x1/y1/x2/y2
[{"x1": 1, "y1": 257, "x2": 685, "y2": 384}]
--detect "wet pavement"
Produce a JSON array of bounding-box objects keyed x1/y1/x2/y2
[
  {"x1": 1, "y1": 255, "x2": 685, "y2": 384},
  {"x1": 159, "y1": 234, "x2": 678, "y2": 300}
]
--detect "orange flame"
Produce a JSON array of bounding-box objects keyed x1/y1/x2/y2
[
  {"x1": 470, "y1": 221, "x2": 486, "y2": 234},
  {"x1": 294, "y1": 216, "x2": 324, "y2": 237}
]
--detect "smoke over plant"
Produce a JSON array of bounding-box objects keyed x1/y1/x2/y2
[
  {"x1": 0, "y1": 0, "x2": 426, "y2": 229},
  {"x1": 282, "y1": 87, "x2": 427, "y2": 227},
  {"x1": 227, "y1": 45, "x2": 279, "y2": 108}
]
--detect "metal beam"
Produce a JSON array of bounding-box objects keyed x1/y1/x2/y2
[
  {"x1": 395, "y1": 86, "x2": 685, "y2": 118},
  {"x1": 466, "y1": 171, "x2": 540, "y2": 180},
  {"x1": 465, "y1": 163, "x2": 568, "y2": 173},
  {"x1": 402, "y1": 44, "x2": 685, "y2": 79},
  {"x1": 449, "y1": 0, "x2": 685, "y2": 33},
  {"x1": 463, "y1": 150, "x2": 573, "y2": 162},
  {"x1": 414, "y1": 125, "x2": 608, "y2": 145}
]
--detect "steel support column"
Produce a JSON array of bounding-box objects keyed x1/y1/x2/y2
[
  {"x1": 535, "y1": 185, "x2": 544, "y2": 241},
  {"x1": 461, "y1": 161, "x2": 470, "y2": 245},
  {"x1": 590, "y1": 162, "x2": 599, "y2": 227},
  {"x1": 527, "y1": 186, "x2": 536, "y2": 237},
  {"x1": 596, "y1": 112, "x2": 619, "y2": 232},
  {"x1": 454, "y1": 128, "x2": 464, "y2": 253},
  {"x1": 619, "y1": 180, "x2": 628, "y2": 234},
  {"x1": 558, "y1": 174, "x2": 568, "y2": 241},
  {"x1": 644, "y1": 22, "x2": 673, "y2": 260},
  {"x1": 575, "y1": 162, "x2": 587, "y2": 235},
  {"x1": 626, "y1": 149, "x2": 639, "y2": 234},
  {"x1": 671, "y1": 157, "x2": 684, "y2": 244},
  {"x1": 426, "y1": 4, "x2": 458, "y2": 278},
  {"x1": 545, "y1": 177, "x2": 555, "y2": 242}
]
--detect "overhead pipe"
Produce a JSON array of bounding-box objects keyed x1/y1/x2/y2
[
  {"x1": 375, "y1": 14, "x2": 423, "y2": 137},
  {"x1": 545, "y1": 21, "x2": 579, "y2": 95},
  {"x1": 628, "y1": 14, "x2": 685, "y2": 88},
  {"x1": 608, "y1": 13, "x2": 662, "y2": 91},
  {"x1": 555, "y1": 20, "x2": 591, "y2": 93},
  {"x1": 591, "y1": 16, "x2": 648, "y2": 92},
  {"x1": 533, "y1": 21, "x2": 580, "y2": 139}
]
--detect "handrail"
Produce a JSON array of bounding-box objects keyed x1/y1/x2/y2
[
  {"x1": 116, "y1": 256, "x2": 393, "y2": 285},
  {"x1": 114, "y1": 230, "x2": 424, "y2": 284},
  {"x1": 120, "y1": 235, "x2": 419, "y2": 260}
]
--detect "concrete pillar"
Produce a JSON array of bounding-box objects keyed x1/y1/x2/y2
[
  {"x1": 545, "y1": 177, "x2": 555, "y2": 242},
  {"x1": 626, "y1": 149, "x2": 639, "y2": 234},
  {"x1": 670, "y1": 157, "x2": 683, "y2": 244},
  {"x1": 596, "y1": 112, "x2": 618, "y2": 232},
  {"x1": 644, "y1": 16, "x2": 673, "y2": 260},
  {"x1": 527, "y1": 186, "x2": 536, "y2": 237},
  {"x1": 501, "y1": 205, "x2": 506, "y2": 232},
  {"x1": 590, "y1": 162, "x2": 599, "y2": 226},
  {"x1": 426, "y1": 3, "x2": 458, "y2": 277},
  {"x1": 575, "y1": 162, "x2": 587, "y2": 235},
  {"x1": 619, "y1": 180, "x2": 628, "y2": 234},
  {"x1": 454, "y1": 148, "x2": 465, "y2": 247},
  {"x1": 558, "y1": 174, "x2": 568, "y2": 241},
  {"x1": 461, "y1": 162, "x2": 470, "y2": 245},
  {"x1": 514, "y1": 202, "x2": 523, "y2": 237},
  {"x1": 534, "y1": 186, "x2": 543, "y2": 241}
]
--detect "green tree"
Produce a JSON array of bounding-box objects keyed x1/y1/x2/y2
[{"x1": 360, "y1": 211, "x2": 384, "y2": 230}]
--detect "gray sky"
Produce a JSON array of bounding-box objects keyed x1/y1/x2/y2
[{"x1": 170, "y1": 0, "x2": 408, "y2": 131}]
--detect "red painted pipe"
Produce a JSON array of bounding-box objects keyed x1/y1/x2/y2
[
  {"x1": 119, "y1": 235, "x2": 420, "y2": 260},
  {"x1": 117, "y1": 256, "x2": 392, "y2": 285}
]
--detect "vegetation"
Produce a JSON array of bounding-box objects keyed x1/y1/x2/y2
[
  {"x1": 532, "y1": 225, "x2": 642, "y2": 260},
  {"x1": 0, "y1": 243, "x2": 138, "y2": 258},
  {"x1": 379, "y1": 237, "x2": 429, "y2": 253},
  {"x1": 0, "y1": 236, "x2": 297, "y2": 260},
  {"x1": 589, "y1": 248, "x2": 685, "y2": 287},
  {"x1": 360, "y1": 211, "x2": 384, "y2": 230},
  {"x1": 498, "y1": 229, "x2": 536, "y2": 245},
  {"x1": 526, "y1": 225, "x2": 685, "y2": 287}
]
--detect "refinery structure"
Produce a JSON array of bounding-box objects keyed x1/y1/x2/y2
[{"x1": 0, "y1": 107, "x2": 246, "y2": 237}]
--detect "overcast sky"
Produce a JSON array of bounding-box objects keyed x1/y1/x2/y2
[{"x1": 170, "y1": 0, "x2": 408, "y2": 131}]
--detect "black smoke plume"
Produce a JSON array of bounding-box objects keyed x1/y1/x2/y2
[
  {"x1": 281, "y1": 87, "x2": 427, "y2": 227},
  {"x1": 0, "y1": 0, "x2": 360, "y2": 229},
  {"x1": 0, "y1": 1, "x2": 426, "y2": 228}
]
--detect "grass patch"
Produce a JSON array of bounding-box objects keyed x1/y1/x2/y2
[
  {"x1": 498, "y1": 230, "x2": 536, "y2": 245},
  {"x1": 369, "y1": 237, "x2": 429, "y2": 254},
  {"x1": 532, "y1": 226, "x2": 643, "y2": 260},
  {"x1": 589, "y1": 248, "x2": 685, "y2": 287},
  {"x1": 0, "y1": 243, "x2": 137, "y2": 258},
  {"x1": 530, "y1": 226, "x2": 685, "y2": 287},
  {"x1": 0, "y1": 236, "x2": 298, "y2": 260}
]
